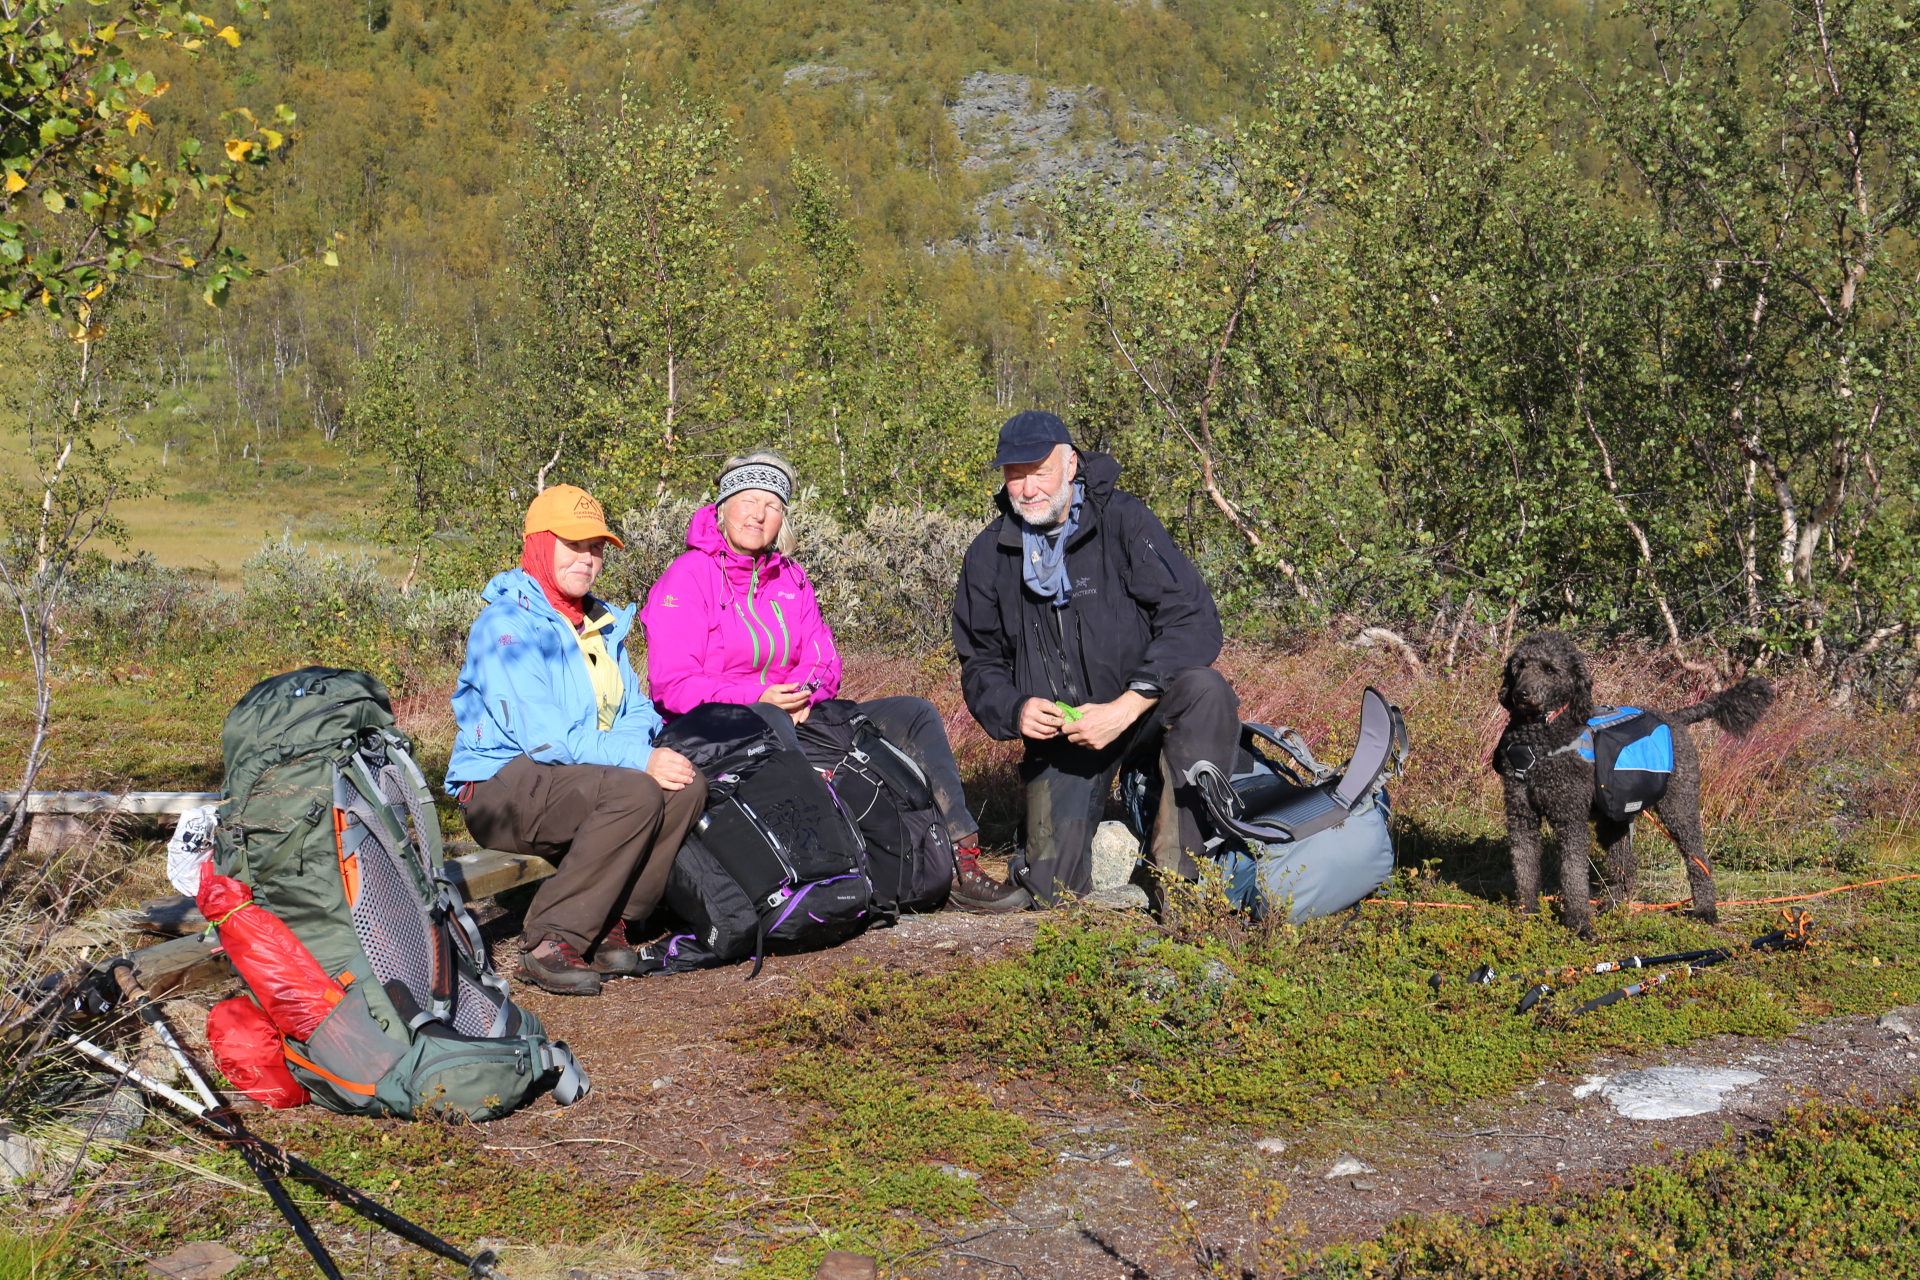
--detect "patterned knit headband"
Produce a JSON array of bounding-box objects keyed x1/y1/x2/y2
[{"x1": 716, "y1": 462, "x2": 792, "y2": 505}]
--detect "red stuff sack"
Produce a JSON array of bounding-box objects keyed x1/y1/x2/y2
[
  {"x1": 205, "y1": 998, "x2": 310, "y2": 1109},
  {"x1": 197, "y1": 870, "x2": 343, "y2": 1041}
]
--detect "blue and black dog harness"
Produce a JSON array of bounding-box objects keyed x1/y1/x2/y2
[{"x1": 1504, "y1": 706, "x2": 1675, "y2": 822}]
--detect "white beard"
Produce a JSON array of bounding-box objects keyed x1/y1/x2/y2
[{"x1": 1016, "y1": 483, "x2": 1074, "y2": 529}]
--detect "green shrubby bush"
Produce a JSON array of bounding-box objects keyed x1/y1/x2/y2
[
  {"x1": 64, "y1": 553, "x2": 227, "y2": 661},
  {"x1": 611, "y1": 496, "x2": 974, "y2": 655}
]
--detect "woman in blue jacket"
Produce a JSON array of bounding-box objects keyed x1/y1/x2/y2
[{"x1": 447, "y1": 485, "x2": 701, "y2": 996}]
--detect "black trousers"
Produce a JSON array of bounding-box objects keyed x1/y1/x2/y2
[
  {"x1": 749, "y1": 696, "x2": 979, "y2": 841},
  {"x1": 1019, "y1": 667, "x2": 1241, "y2": 906}
]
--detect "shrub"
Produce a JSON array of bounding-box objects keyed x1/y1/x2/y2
[
  {"x1": 62, "y1": 553, "x2": 226, "y2": 662},
  {"x1": 610, "y1": 498, "x2": 974, "y2": 655},
  {"x1": 398, "y1": 586, "x2": 484, "y2": 664}
]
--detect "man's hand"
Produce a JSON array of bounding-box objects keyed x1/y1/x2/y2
[
  {"x1": 1063, "y1": 690, "x2": 1156, "y2": 752},
  {"x1": 759, "y1": 682, "x2": 811, "y2": 714},
  {"x1": 645, "y1": 747, "x2": 699, "y2": 792},
  {"x1": 1018, "y1": 697, "x2": 1066, "y2": 740}
]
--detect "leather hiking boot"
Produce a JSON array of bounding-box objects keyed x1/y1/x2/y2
[
  {"x1": 591, "y1": 919, "x2": 642, "y2": 977},
  {"x1": 516, "y1": 936, "x2": 602, "y2": 996},
  {"x1": 949, "y1": 845, "x2": 1030, "y2": 914}
]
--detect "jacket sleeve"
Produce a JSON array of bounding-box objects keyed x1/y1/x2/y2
[
  {"x1": 465, "y1": 607, "x2": 657, "y2": 772},
  {"x1": 952, "y1": 529, "x2": 1026, "y2": 741},
  {"x1": 1119, "y1": 498, "x2": 1223, "y2": 689},
  {"x1": 642, "y1": 555, "x2": 770, "y2": 714},
  {"x1": 787, "y1": 568, "x2": 843, "y2": 704}
]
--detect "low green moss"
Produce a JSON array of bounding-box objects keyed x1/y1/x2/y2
[
  {"x1": 756, "y1": 874, "x2": 1918, "y2": 1129},
  {"x1": 1286, "y1": 1094, "x2": 1920, "y2": 1278}
]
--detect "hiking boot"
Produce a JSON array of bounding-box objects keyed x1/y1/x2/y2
[
  {"x1": 948, "y1": 844, "x2": 1030, "y2": 914},
  {"x1": 591, "y1": 919, "x2": 642, "y2": 977},
  {"x1": 516, "y1": 936, "x2": 602, "y2": 996}
]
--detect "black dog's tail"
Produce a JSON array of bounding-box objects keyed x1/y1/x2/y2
[{"x1": 1672, "y1": 676, "x2": 1776, "y2": 736}]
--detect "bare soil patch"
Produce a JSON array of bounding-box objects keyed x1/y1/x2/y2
[{"x1": 293, "y1": 897, "x2": 1919, "y2": 1280}]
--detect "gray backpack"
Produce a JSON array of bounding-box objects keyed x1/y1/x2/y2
[{"x1": 1124, "y1": 687, "x2": 1407, "y2": 921}]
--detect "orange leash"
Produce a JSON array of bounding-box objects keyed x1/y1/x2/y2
[
  {"x1": 1631, "y1": 872, "x2": 1920, "y2": 911},
  {"x1": 1367, "y1": 872, "x2": 1920, "y2": 913}
]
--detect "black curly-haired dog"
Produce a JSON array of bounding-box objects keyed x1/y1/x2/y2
[{"x1": 1493, "y1": 631, "x2": 1776, "y2": 936}]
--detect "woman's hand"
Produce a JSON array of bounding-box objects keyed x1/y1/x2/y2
[
  {"x1": 759, "y1": 683, "x2": 812, "y2": 715},
  {"x1": 646, "y1": 747, "x2": 699, "y2": 792}
]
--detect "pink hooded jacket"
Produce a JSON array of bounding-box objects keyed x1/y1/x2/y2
[{"x1": 641, "y1": 504, "x2": 843, "y2": 716}]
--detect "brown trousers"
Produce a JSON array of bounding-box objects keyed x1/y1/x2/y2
[{"x1": 461, "y1": 754, "x2": 704, "y2": 953}]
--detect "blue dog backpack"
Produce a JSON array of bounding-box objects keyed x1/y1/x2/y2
[{"x1": 1576, "y1": 707, "x2": 1674, "y2": 822}]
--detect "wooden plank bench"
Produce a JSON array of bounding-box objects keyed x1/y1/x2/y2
[
  {"x1": 14, "y1": 791, "x2": 222, "y2": 854},
  {"x1": 124, "y1": 847, "x2": 557, "y2": 998}
]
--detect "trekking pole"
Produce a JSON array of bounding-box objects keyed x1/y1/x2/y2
[
  {"x1": 62, "y1": 1026, "x2": 347, "y2": 1280},
  {"x1": 1517, "y1": 909, "x2": 1816, "y2": 1017},
  {"x1": 66, "y1": 963, "x2": 507, "y2": 1280},
  {"x1": 1431, "y1": 944, "x2": 1742, "y2": 994}
]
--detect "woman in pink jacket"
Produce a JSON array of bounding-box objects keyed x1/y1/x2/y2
[{"x1": 642, "y1": 452, "x2": 1027, "y2": 913}]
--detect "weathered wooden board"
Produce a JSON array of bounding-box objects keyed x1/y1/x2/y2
[
  {"x1": 7, "y1": 791, "x2": 220, "y2": 815},
  {"x1": 130, "y1": 933, "x2": 235, "y2": 998},
  {"x1": 130, "y1": 849, "x2": 557, "y2": 937},
  {"x1": 122, "y1": 848, "x2": 557, "y2": 997}
]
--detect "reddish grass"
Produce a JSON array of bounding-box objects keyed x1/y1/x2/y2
[{"x1": 400, "y1": 638, "x2": 1920, "y2": 879}]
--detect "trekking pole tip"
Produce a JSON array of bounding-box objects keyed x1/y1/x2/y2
[{"x1": 468, "y1": 1248, "x2": 506, "y2": 1280}]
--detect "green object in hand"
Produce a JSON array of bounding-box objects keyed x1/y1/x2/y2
[{"x1": 1054, "y1": 701, "x2": 1084, "y2": 722}]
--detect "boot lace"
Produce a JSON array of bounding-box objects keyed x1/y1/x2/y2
[{"x1": 954, "y1": 843, "x2": 983, "y2": 877}]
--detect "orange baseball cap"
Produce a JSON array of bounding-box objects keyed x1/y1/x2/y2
[{"x1": 524, "y1": 484, "x2": 624, "y2": 548}]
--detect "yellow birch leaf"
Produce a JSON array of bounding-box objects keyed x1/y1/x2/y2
[
  {"x1": 223, "y1": 139, "x2": 253, "y2": 162},
  {"x1": 4, "y1": 172, "x2": 24, "y2": 194},
  {"x1": 262, "y1": 129, "x2": 284, "y2": 150},
  {"x1": 216, "y1": 26, "x2": 241, "y2": 47},
  {"x1": 126, "y1": 109, "x2": 152, "y2": 136}
]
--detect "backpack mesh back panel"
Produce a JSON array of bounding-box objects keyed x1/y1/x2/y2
[{"x1": 348, "y1": 832, "x2": 436, "y2": 1016}]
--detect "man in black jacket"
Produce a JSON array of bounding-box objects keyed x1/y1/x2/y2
[{"x1": 952, "y1": 411, "x2": 1242, "y2": 905}]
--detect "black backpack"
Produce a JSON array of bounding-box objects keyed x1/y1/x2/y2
[
  {"x1": 651, "y1": 704, "x2": 882, "y2": 976},
  {"x1": 795, "y1": 700, "x2": 954, "y2": 913}
]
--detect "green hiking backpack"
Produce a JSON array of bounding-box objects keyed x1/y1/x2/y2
[{"x1": 212, "y1": 666, "x2": 588, "y2": 1120}]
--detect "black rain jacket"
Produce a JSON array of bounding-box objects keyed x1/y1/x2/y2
[{"x1": 952, "y1": 451, "x2": 1223, "y2": 742}]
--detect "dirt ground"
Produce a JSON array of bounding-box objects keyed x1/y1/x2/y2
[{"x1": 464, "y1": 902, "x2": 1920, "y2": 1280}]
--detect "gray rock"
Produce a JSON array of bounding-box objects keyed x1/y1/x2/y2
[
  {"x1": 1324, "y1": 1157, "x2": 1373, "y2": 1179},
  {"x1": 0, "y1": 1124, "x2": 39, "y2": 1184},
  {"x1": 71, "y1": 1087, "x2": 145, "y2": 1141},
  {"x1": 1467, "y1": 1150, "x2": 1509, "y2": 1173},
  {"x1": 943, "y1": 73, "x2": 1186, "y2": 258},
  {"x1": 1577, "y1": 1066, "x2": 1762, "y2": 1120},
  {"x1": 937, "y1": 1164, "x2": 980, "y2": 1181},
  {"x1": 1085, "y1": 885, "x2": 1150, "y2": 910},
  {"x1": 1253, "y1": 1137, "x2": 1287, "y2": 1156},
  {"x1": 1090, "y1": 821, "x2": 1141, "y2": 890},
  {"x1": 147, "y1": 1242, "x2": 244, "y2": 1280},
  {"x1": 1878, "y1": 1005, "x2": 1920, "y2": 1040}
]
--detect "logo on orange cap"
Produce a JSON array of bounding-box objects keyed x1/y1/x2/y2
[{"x1": 525, "y1": 484, "x2": 625, "y2": 548}]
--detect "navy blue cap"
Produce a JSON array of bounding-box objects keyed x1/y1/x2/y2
[{"x1": 990, "y1": 410, "x2": 1073, "y2": 468}]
